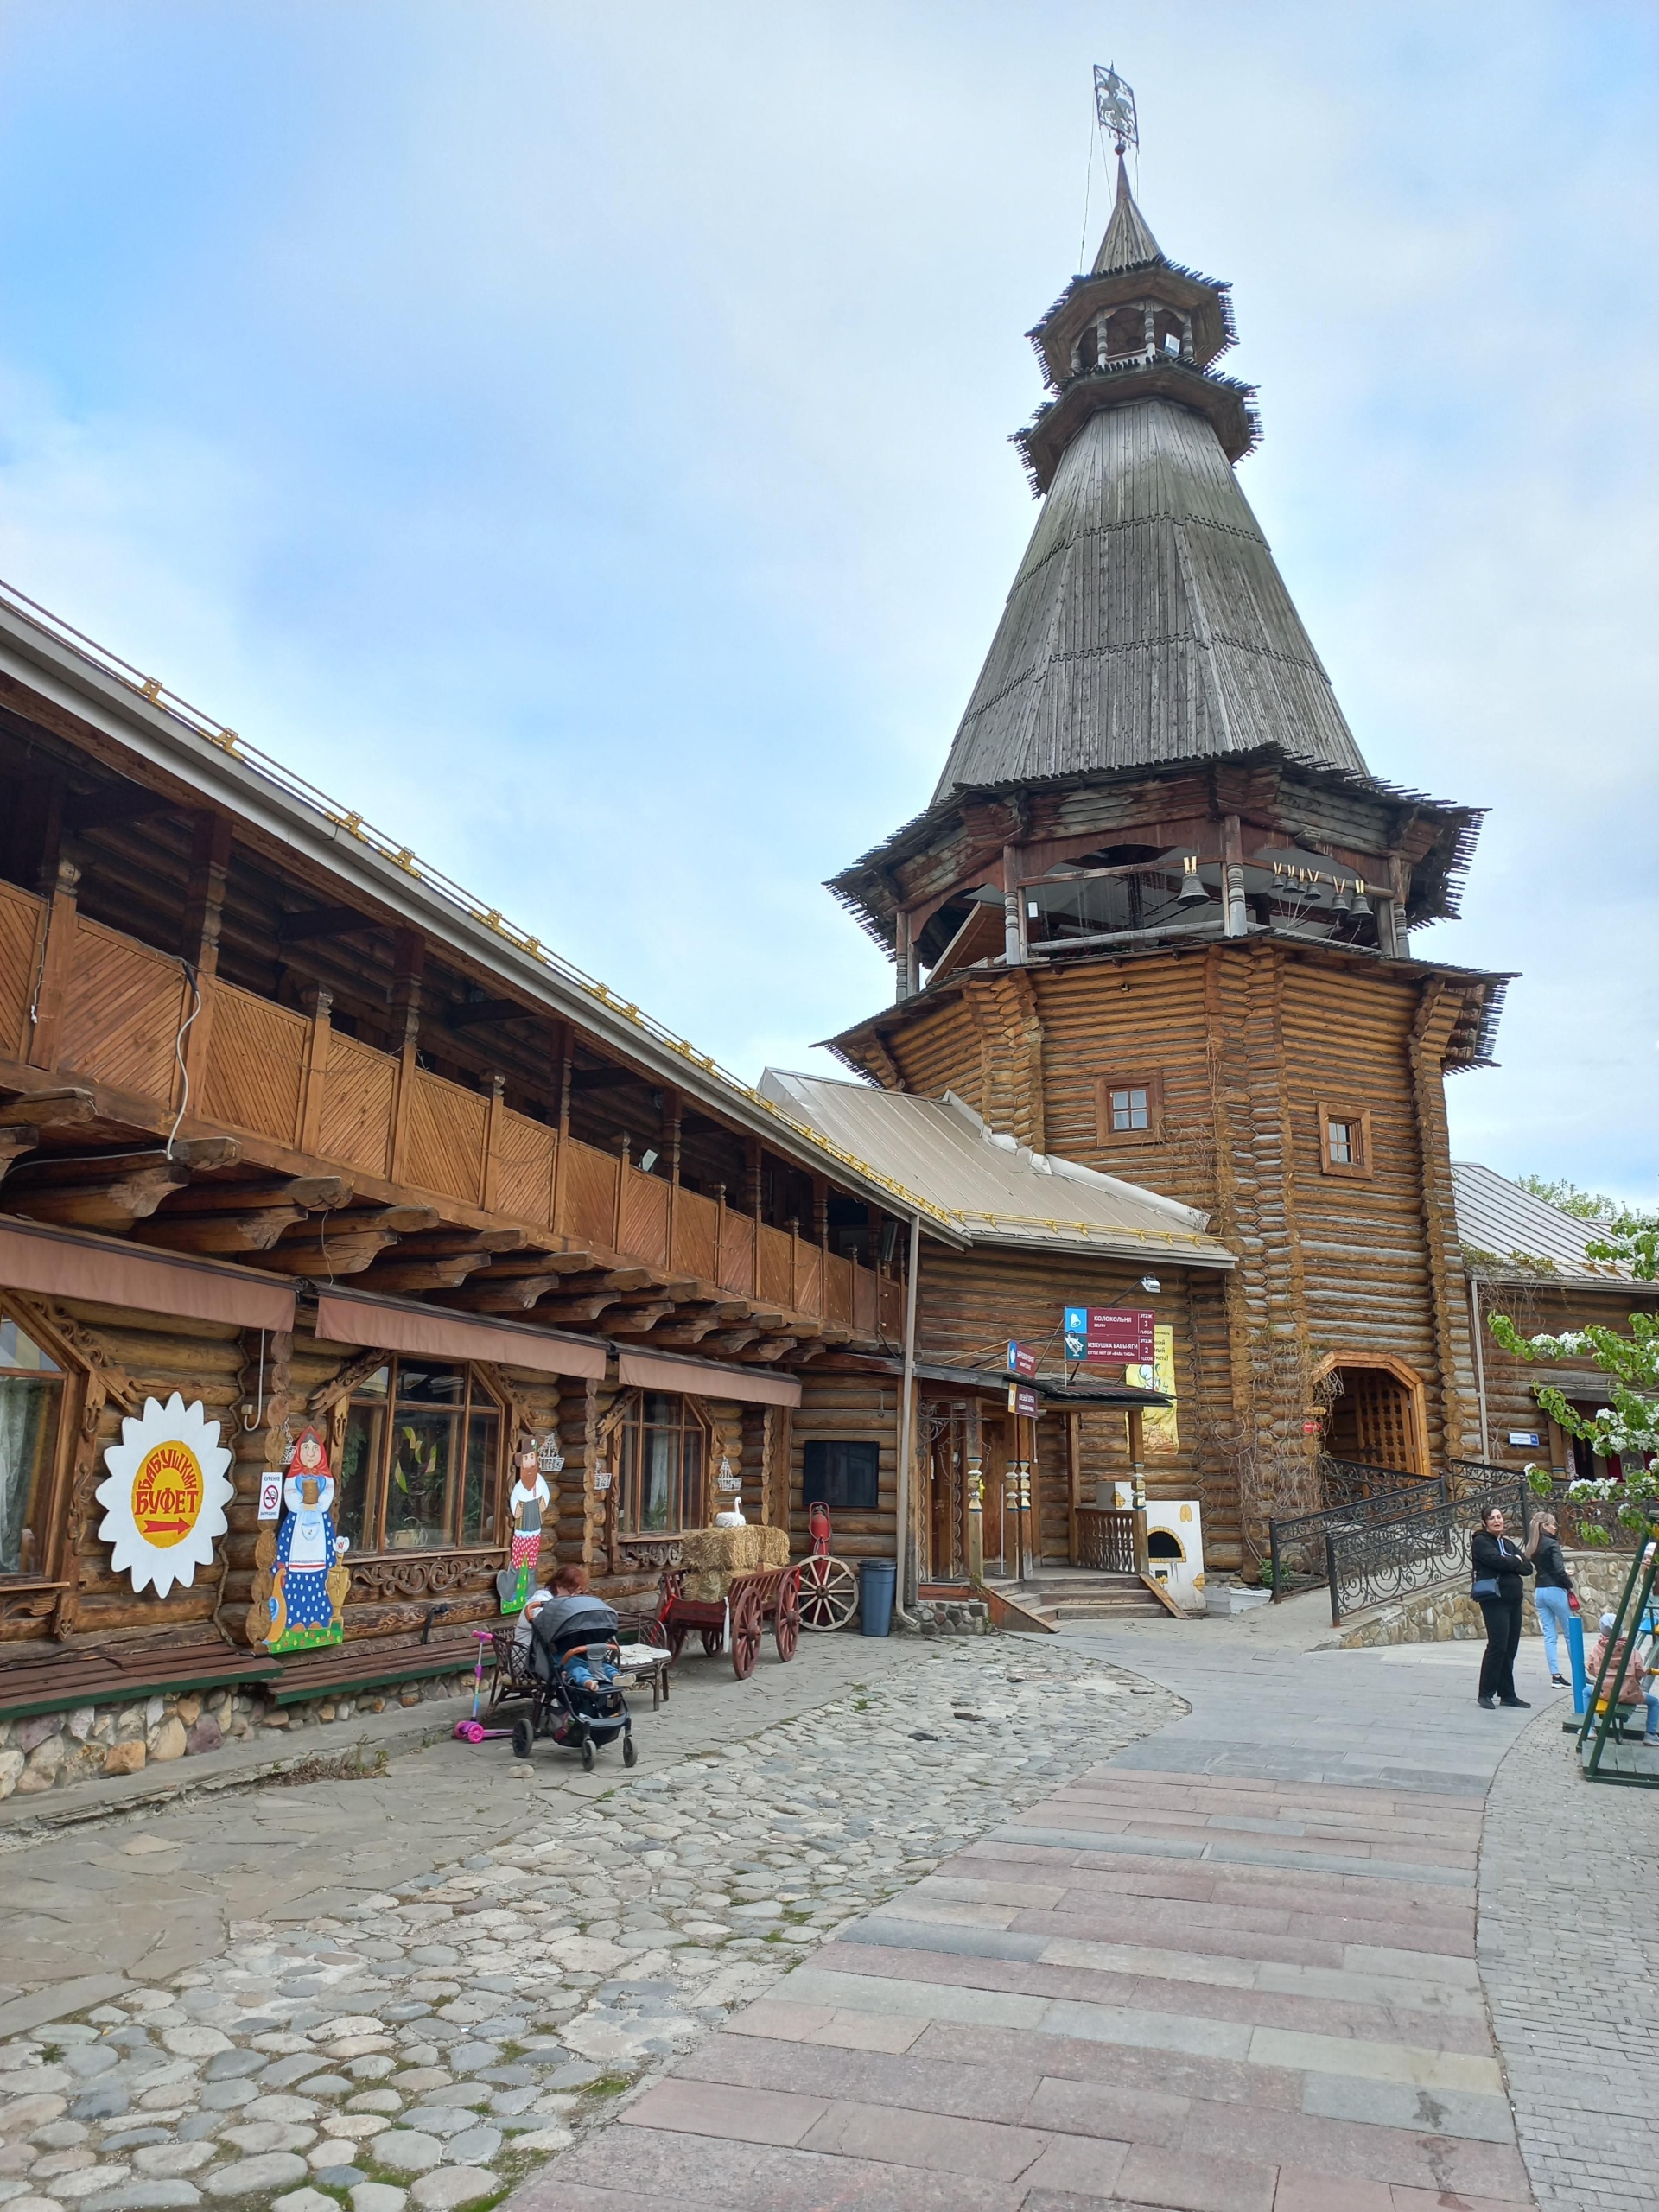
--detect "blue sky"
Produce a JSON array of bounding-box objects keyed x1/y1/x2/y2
[{"x1": 0, "y1": 1, "x2": 1653, "y2": 1202}]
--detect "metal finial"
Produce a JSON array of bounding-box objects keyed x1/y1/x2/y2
[{"x1": 1093, "y1": 62, "x2": 1138, "y2": 155}]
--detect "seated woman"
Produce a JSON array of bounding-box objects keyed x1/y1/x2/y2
[{"x1": 529, "y1": 1563, "x2": 619, "y2": 1681}]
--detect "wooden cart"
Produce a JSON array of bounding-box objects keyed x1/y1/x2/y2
[{"x1": 658, "y1": 1563, "x2": 802, "y2": 1679}]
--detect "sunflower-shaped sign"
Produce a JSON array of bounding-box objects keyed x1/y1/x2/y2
[{"x1": 96, "y1": 1394, "x2": 234, "y2": 1598}]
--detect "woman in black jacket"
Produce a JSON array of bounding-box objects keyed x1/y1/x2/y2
[{"x1": 1471, "y1": 1504, "x2": 1535, "y2": 1708}]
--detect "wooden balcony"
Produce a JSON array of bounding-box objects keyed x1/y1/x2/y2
[{"x1": 0, "y1": 876, "x2": 901, "y2": 1339}]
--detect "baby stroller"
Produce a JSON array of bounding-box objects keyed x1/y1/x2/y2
[{"x1": 512, "y1": 1598, "x2": 636, "y2": 1772}]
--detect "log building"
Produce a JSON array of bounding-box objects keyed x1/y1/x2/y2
[{"x1": 823, "y1": 159, "x2": 1513, "y2": 1558}]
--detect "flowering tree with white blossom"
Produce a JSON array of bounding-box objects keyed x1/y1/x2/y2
[{"x1": 1488, "y1": 1214, "x2": 1658, "y2": 1534}]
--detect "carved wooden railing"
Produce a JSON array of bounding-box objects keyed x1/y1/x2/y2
[
  {"x1": 1074, "y1": 1506, "x2": 1138, "y2": 1574},
  {"x1": 0, "y1": 878, "x2": 898, "y2": 1332}
]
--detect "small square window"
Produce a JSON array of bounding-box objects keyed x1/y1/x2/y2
[
  {"x1": 1318, "y1": 1103, "x2": 1373, "y2": 1178},
  {"x1": 1096, "y1": 1072, "x2": 1163, "y2": 1146},
  {"x1": 803, "y1": 1439, "x2": 880, "y2": 1514}
]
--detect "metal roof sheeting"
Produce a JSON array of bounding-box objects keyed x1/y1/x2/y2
[
  {"x1": 759, "y1": 1071, "x2": 1235, "y2": 1269},
  {"x1": 1452, "y1": 1162, "x2": 1632, "y2": 1282}
]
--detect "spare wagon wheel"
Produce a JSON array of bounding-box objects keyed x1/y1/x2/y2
[
  {"x1": 699, "y1": 1626, "x2": 724, "y2": 1657},
  {"x1": 797, "y1": 1553, "x2": 857, "y2": 1631},
  {"x1": 729, "y1": 1580, "x2": 762, "y2": 1679}
]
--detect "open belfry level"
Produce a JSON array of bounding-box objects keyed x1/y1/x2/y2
[{"x1": 0, "y1": 152, "x2": 1521, "y2": 1778}]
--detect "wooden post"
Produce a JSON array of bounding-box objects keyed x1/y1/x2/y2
[
  {"x1": 895, "y1": 907, "x2": 915, "y2": 1002},
  {"x1": 179, "y1": 813, "x2": 233, "y2": 1098},
  {"x1": 1066, "y1": 1408, "x2": 1083, "y2": 1566},
  {"x1": 713, "y1": 1183, "x2": 726, "y2": 1287},
  {"x1": 1128, "y1": 1404, "x2": 1148, "y2": 1573},
  {"x1": 386, "y1": 928, "x2": 424, "y2": 1183},
  {"x1": 26, "y1": 859, "x2": 81, "y2": 1071},
  {"x1": 1001, "y1": 844, "x2": 1022, "y2": 966},
  {"x1": 481, "y1": 1071, "x2": 506, "y2": 1212},
  {"x1": 551, "y1": 1024, "x2": 572, "y2": 1236},
  {"x1": 613, "y1": 1132, "x2": 630, "y2": 1250},
  {"x1": 965, "y1": 1400, "x2": 984, "y2": 1586},
  {"x1": 1222, "y1": 814, "x2": 1248, "y2": 938},
  {"x1": 746, "y1": 1139, "x2": 764, "y2": 1221},
  {"x1": 296, "y1": 987, "x2": 333, "y2": 1152}
]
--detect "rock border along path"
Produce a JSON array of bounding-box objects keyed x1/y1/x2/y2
[{"x1": 0, "y1": 1640, "x2": 1178, "y2": 2212}]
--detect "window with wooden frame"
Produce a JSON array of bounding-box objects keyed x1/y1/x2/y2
[
  {"x1": 0, "y1": 1307, "x2": 72, "y2": 1581},
  {"x1": 337, "y1": 1357, "x2": 505, "y2": 1554},
  {"x1": 1095, "y1": 1071, "x2": 1164, "y2": 1146},
  {"x1": 1318, "y1": 1103, "x2": 1374, "y2": 1179},
  {"x1": 617, "y1": 1391, "x2": 706, "y2": 1536},
  {"x1": 802, "y1": 1438, "x2": 880, "y2": 1514}
]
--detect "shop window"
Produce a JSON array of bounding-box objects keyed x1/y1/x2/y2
[
  {"x1": 1096, "y1": 1071, "x2": 1164, "y2": 1146},
  {"x1": 0, "y1": 1314, "x2": 65, "y2": 1580},
  {"x1": 339, "y1": 1358, "x2": 503, "y2": 1554},
  {"x1": 1319, "y1": 1102, "x2": 1374, "y2": 1179},
  {"x1": 803, "y1": 1439, "x2": 880, "y2": 1514},
  {"x1": 618, "y1": 1392, "x2": 705, "y2": 1535}
]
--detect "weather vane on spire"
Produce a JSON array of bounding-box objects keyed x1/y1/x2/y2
[{"x1": 1093, "y1": 63, "x2": 1138, "y2": 156}]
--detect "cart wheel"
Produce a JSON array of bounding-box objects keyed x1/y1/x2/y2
[
  {"x1": 699, "y1": 1627, "x2": 723, "y2": 1657},
  {"x1": 511, "y1": 1717, "x2": 534, "y2": 1761},
  {"x1": 797, "y1": 1554, "x2": 858, "y2": 1631},
  {"x1": 730, "y1": 1585, "x2": 761, "y2": 1679},
  {"x1": 580, "y1": 1737, "x2": 595, "y2": 1772},
  {"x1": 665, "y1": 1624, "x2": 689, "y2": 1664},
  {"x1": 774, "y1": 1573, "x2": 800, "y2": 1662},
  {"x1": 622, "y1": 1731, "x2": 637, "y2": 1768}
]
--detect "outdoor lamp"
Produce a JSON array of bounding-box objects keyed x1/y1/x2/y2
[{"x1": 1139, "y1": 1275, "x2": 1160, "y2": 1294}]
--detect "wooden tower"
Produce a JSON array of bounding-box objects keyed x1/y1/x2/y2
[{"x1": 824, "y1": 158, "x2": 1509, "y2": 1560}]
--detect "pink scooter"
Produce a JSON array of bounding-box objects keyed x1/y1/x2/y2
[{"x1": 454, "y1": 1628, "x2": 515, "y2": 1744}]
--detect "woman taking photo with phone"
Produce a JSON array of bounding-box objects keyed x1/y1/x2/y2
[{"x1": 1471, "y1": 1503, "x2": 1538, "y2": 1708}]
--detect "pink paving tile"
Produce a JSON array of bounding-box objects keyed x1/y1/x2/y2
[
  {"x1": 1273, "y1": 2167, "x2": 1394, "y2": 2211},
  {"x1": 725, "y1": 1999, "x2": 925, "y2": 2053},
  {"x1": 1002, "y1": 2132, "x2": 1131, "y2": 2200},
  {"x1": 673, "y1": 2028, "x2": 1044, "y2": 2125},
  {"x1": 910, "y1": 2019, "x2": 1306, "y2": 2112},
  {"x1": 1389, "y1": 2191, "x2": 1535, "y2": 2210},
  {"x1": 1174, "y1": 2098, "x2": 1534, "y2": 2199},
  {"x1": 1285, "y1": 1913, "x2": 1478, "y2": 1957},
  {"x1": 619, "y1": 2076, "x2": 826, "y2": 2147},
  {"x1": 1024, "y1": 2072, "x2": 1189, "y2": 2148},
  {"x1": 1114, "y1": 2142, "x2": 1278, "y2": 2212},
  {"x1": 797, "y1": 2098, "x2": 1051, "y2": 2182}
]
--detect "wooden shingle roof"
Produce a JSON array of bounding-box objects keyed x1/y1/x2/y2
[{"x1": 931, "y1": 396, "x2": 1370, "y2": 803}]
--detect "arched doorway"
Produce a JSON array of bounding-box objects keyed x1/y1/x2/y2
[{"x1": 1316, "y1": 1355, "x2": 1427, "y2": 1478}]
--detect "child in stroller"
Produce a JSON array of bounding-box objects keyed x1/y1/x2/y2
[{"x1": 512, "y1": 1566, "x2": 636, "y2": 1771}]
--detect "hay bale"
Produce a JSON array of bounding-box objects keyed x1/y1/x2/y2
[{"x1": 676, "y1": 1522, "x2": 790, "y2": 1601}]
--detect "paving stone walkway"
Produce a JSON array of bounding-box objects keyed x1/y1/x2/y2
[
  {"x1": 0, "y1": 1636, "x2": 1176, "y2": 2212},
  {"x1": 523, "y1": 1611, "x2": 1580, "y2": 2211},
  {"x1": 1479, "y1": 1701, "x2": 1659, "y2": 2212}
]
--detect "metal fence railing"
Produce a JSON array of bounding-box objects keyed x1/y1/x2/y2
[
  {"x1": 1324, "y1": 1468, "x2": 1530, "y2": 1625},
  {"x1": 1268, "y1": 1458, "x2": 1428, "y2": 1598}
]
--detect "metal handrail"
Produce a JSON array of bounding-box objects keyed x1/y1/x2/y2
[
  {"x1": 1324, "y1": 1471, "x2": 1530, "y2": 1626},
  {"x1": 1268, "y1": 1458, "x2": 1430, "y2": 1598}
]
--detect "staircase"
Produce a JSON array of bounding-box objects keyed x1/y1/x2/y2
[{"x1": 987, "y1": 1567, "x2": 1172, "y2": 1628}]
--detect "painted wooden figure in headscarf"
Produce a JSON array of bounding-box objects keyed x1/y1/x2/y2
[{"x1": 267, "y1": 1427, "x2": 351, "y2": 1650}]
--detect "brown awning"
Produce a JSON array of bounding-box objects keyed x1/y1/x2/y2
[
  {"x1": 314, "y1": 1289, "x2": 607, "y2": 1379},
  {"x1": 616, "y1": 1347, "x2": 802, "y2": 1408},
  {"x1": 0, "y1": 1214, "x2": 296, "y2": 1332}
]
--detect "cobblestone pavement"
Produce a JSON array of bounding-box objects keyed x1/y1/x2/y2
[
  {"x1": 1479, "y1": 1704, "x2": 1659, "y2": 2212},
  {"x1": 0, "y1": 1637, "x2": 1177, "y2": 2212},
  {"x1": 525, "y1": 1609, "x2": 1573, "y2": 2211}
]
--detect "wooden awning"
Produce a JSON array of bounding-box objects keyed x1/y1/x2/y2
[
  {"x1": 0, "y1": 1214, "x2": 296, "y2": 1331},
  {"x1": 616, "y1": 1348, "x2": 801, "y2": 1408},
  {"x1": 313, "y1": 1287, "x2": 607, "y2": 1379}
]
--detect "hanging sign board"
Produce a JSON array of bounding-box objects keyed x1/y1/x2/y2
[
  {"x1": 1063, "y1": 1306, "x2": 1155, "y2": 1365},
  {"x1": 96, "y1": 1395, "x2": 234, "y2": 1599},
  {"x1": 1007, "y1": 1383, "x2": 1039, "y2": 1418},
  {"x1": 1006, "y1": 1342, "x2": 1039, "y2": 1379}
]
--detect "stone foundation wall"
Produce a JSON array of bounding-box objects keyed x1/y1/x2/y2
[
  {"x1": 1335, "y1": 1553, "x2": 1637, "y2": 1649},
  {"x1": 913, "y1": 1596, "x2": 992, "y2": 1636},
  {"x1": 0, "y1": 1665, "x2": 474, "y2": 1801}
]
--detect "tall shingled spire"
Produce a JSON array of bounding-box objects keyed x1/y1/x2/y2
[
  {"x1": 1092, "y1": 155, "x2": 1163, "y2": 274},
  {"x1": 925, "y1": 159, "x2": 1369, "y2": 801}
]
